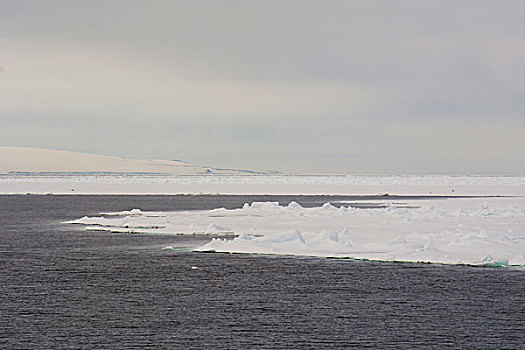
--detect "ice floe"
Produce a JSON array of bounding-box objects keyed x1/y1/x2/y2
[{"x1": 64, "y1": 196, "x2": 525, "y2": 266}]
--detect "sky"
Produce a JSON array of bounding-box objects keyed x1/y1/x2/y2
[{"x1": 0, "y1": 0, "x2": 524, "y2": 174}]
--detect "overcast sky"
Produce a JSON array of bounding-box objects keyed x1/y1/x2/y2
[{"x1": 1, "y1": 0, "x2": 524, "y2": 174}]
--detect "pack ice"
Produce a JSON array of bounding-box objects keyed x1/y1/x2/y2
[{"x1": 64, "y1": 196, "x2": 525, "y2": 267}]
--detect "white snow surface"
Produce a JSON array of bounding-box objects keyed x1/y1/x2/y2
[
  {"x1": 2, "y1": 174, "x2": 525, "y2": 195},
  {"x1": 64, "y1": 196, "x2": 525, "y2": 266},
  {"x1": 0, "y1": 147, "x2": 266, "y2": 176}
]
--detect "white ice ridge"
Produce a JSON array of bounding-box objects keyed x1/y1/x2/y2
[{"x1": 64, "y1": 197, "x2": 525, "y2": 266}]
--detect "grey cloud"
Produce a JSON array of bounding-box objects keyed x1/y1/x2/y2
[{"x1": 0, "y1": 0, "x2": 524, "y2": 173}]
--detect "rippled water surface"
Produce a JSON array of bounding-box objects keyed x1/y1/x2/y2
[{"x1": 1, "y1": 195, "x2": 524, "y2": 349}]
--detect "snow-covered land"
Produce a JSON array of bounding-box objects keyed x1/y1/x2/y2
[
  {"x1": 65, "y1": 195, "x2": 525, "y2": 267},
  {"x1": 0, "y1": 147, "x2": 268, "y2": 175}
]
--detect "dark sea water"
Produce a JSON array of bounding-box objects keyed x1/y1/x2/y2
[{"x1": 1, "y1": 195, "x2": 524, "y2": 349}]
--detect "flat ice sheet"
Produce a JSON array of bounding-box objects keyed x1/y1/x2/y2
[
  {"x1": 65, "y1": 196, "x2": 525, "y2": 266},
  {"x1": 2, "y1": 174, "x2": 525, "y2": 196}
]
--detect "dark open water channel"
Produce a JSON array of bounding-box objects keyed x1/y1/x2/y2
[{"x1": 1, "y1": 195, "x2": 524, "y2": 349}]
